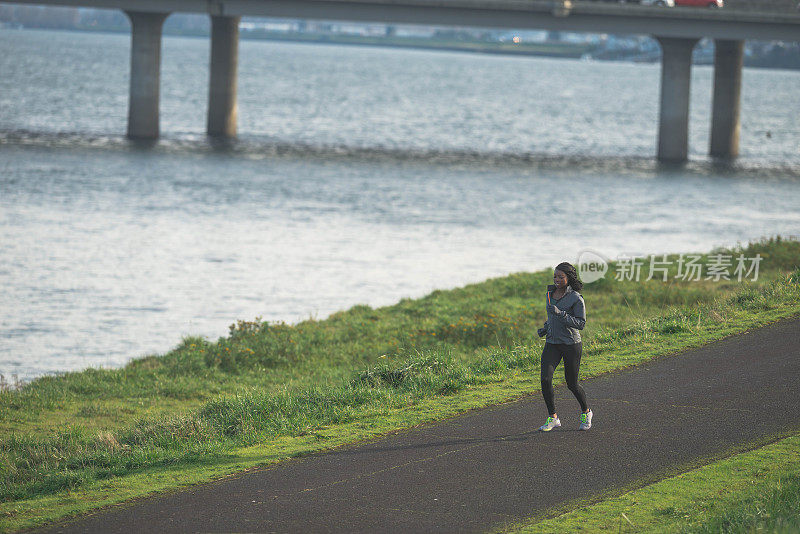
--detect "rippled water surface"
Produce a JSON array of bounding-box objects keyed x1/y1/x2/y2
[{"x1": 1, "y1": 29, "x2": 799, "y2": 381}]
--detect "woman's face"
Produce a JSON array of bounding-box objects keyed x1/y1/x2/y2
[{"x1": 554, "y1": 270, "x2": 568, "y2": 289}]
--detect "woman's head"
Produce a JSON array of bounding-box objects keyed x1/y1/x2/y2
[{"x1": 554, "y1": 262, "x2": 583, "y2": 292}]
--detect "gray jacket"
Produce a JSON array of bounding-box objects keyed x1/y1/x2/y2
[{"x1": 537, "y1": 284, "x2": 586, "y2": 345}]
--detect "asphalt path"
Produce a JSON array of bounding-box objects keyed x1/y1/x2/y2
[{"x1": 44, "y1": 316, "x2": 800, "y2": 534}]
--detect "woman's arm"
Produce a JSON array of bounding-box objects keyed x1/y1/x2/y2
[
  {"x1": 538, "y1": 290, "x2": 552, "y2": 337},
  {"x1": 537, "y1": 319, "x2": 549, "y2": 337},
  {"x1": 552, "y1": 298, "x2": 586, "y2": 330}
]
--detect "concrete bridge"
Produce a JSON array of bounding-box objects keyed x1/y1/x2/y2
[{"x1": 5, "y1": 0, "x2": 800, "y2": 161}]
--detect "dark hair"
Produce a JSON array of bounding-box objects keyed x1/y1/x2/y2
[{"x1": 555, "y1": 262, "x2": 583, "y2": 292}]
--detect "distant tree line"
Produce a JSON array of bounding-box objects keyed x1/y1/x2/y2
[
  {"x1": 0, "y1": 4, "x2": 80, "y2": 29},
  {"x1": 0, "y1": 5, "x2": 209, "y2": 33}
]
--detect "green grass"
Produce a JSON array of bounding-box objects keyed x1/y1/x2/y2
[
  {"x1": 1, "y1": 235, "x2": 799, "y2": 531},
  {"x1": 505, "y1": 432, "x2": 800, "y2": 534}
]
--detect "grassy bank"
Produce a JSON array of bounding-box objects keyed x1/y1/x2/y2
[
  {"x1": 507, "y1": 432, "x2": 800, "y2": 533},
  {"x1": 1, "y1": 236, "x2": 799, "y2": 531}
]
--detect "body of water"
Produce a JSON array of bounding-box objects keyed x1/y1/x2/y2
[{"x1": 1, "y1": 29, "x2": 799, "y2": 381}]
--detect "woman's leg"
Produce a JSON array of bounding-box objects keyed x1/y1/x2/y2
[
  {"x1": 563, "y1": 342, "x2": 588, "y2": 412},
  {"x1": 540, "y1": 342, "x2": 563, "y2": 416}
]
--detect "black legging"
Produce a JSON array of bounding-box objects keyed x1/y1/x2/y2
[{"x1": 540, "y1": 342, "x2": 588, "y2": 415}]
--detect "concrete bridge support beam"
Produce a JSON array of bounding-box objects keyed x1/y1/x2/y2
[
  {"x1": 656, "y1": 37, "x2": 699, "y2": 163},
  {"x1": 125, "y1": 11, "x2": 168, "y2": 139},
  {"x1": 207, "y1": 15, "x2": 241, "y2": 137},
  {"x1": 709, "y1": 39, "x2": 744, "y2": 159}
]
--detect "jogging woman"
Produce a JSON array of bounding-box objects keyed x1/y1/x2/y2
[{"x1": 536, "y1": 262, "x2": 592, "y2": 431}]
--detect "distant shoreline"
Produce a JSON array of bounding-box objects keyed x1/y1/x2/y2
[
  {"x1": 2, "y1": 25, "x2": 593, "y2": 59},
  {"x1": 3, "y1": 25, "x2": 799, "y2": 70},
  {"x1": 238, "y1": 31, "x2": 595, "y2": 59}
]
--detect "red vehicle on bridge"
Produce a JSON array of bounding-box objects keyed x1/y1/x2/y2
[{"x1": 674, "y1": 0, "x2": 723, "y2": 6}]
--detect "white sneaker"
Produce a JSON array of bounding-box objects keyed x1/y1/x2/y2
[
  {"x1": 579, "y1": 409, "x2": 593, "y2": 431},
  {"x1": 539, "y1": 416, "x2": 561, "y2": 432}
]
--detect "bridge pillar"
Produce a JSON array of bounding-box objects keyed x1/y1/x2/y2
[
  {"x1": 656, "y1": 37, "x2": 699, "y2": 163},
  {"x1": 125, "y1": 11, "x2": 168, "y2": 139},
  {"x1": 207, "y1": 15, "x2": 241, "y2": 137},
  {"x1": 709, "y1": 39, "x2": 744, "y2": 159}
]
